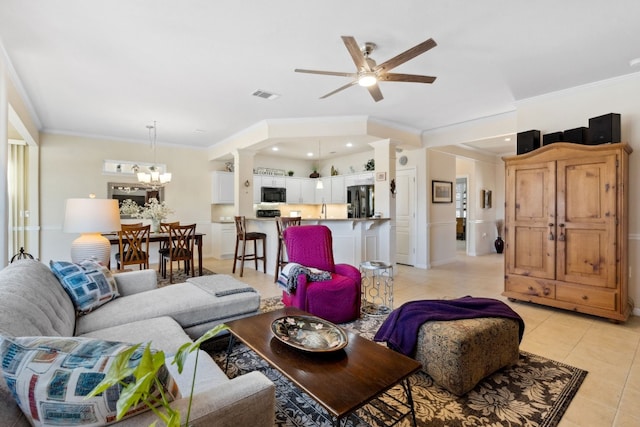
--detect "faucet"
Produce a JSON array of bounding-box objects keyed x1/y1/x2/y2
[{"x1": 321, "y1": 202, "x2": 327, "y2": 219}]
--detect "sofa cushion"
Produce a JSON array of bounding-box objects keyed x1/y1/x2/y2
[
  {"x1": 0, "y1": 260, "x2": 75, "y2": 338},
  {"x1": 75, "y1": 275, "x2": 260, "y2": 336},
  {"x1": 79, "y1": 316, "x2": 193, "y2": 354},
  {"x1": 50, "y1": 260, "x2": 119, "y2": 315},
  {"x1": 0, "y1": 336, "x2": 179, "y2": 427}
]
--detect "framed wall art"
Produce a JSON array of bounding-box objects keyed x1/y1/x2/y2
[{"x1": 432, "y1": 180, "x2": 453, "y2": 203}]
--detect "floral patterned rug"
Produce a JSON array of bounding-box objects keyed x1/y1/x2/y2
[{"x1": 212, "y1": 297, "x2": 587, "y2": 427}]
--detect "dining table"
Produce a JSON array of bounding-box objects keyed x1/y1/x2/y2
[{"x1": 104, "y1": 231, "x2": 205, "y2": 276}]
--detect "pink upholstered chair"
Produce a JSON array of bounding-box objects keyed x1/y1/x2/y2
[{"x1": 282, "y1": 225, "x2": 361, "y2": 323}]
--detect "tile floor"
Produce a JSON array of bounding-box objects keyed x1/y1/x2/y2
[{"x1": 199, "y1": 251, "x2": 640, "y2": 427}]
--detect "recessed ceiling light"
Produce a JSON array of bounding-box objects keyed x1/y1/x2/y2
[
  {"x1": 271, "y1": 147, "x2": 279, "y2": 151},
  {"x1": 346, "y1": 142, "x2": 353, "y2": 147},
  {"x1": 307, "y1": 152, "x2": 314, "y2": 157},
  {"x1": 194, "y1": 129, "x2": 206, "y2": 133},
  {"x1": 504, "y1": 137, "x2": 511, "y2": 142}
]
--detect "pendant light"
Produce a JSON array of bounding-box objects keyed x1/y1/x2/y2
[{"x1": 137, "y1": 121, "x2": 172, "y2": 189}]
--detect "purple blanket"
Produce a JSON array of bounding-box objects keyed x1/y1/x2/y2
[{"x1": 373, "y1": 296, "x2": 525, "y2": 356}]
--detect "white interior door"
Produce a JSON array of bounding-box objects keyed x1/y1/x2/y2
[{"x1": 395, "y1": 169, "x2": 416, "y2": 265}]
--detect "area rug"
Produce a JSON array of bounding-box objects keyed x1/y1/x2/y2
[
  {"x1": 156, "y1": 267, "x2": 215, "y2": 287},
  {"x1": 212, "y1": 296, "x2": 587, "y2": 427}
]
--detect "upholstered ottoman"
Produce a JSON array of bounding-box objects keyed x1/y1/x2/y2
[{"x1": 415, "y1": 317, "x2": 520, "y2": 396}]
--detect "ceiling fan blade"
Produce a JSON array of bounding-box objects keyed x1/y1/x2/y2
[
  {"x1": 375, "y1": 38, "x2": 437, "y2": 73},
  {"x1": 319, "y1": 80, "x2": 359, "y2": 99},
  {"x1": 295, "y1": 69, "x2": 357, "y2": 78},
  {"x1": 367, "y1": 84, "x2": 384, "y2": 102},
  {"x1": 341, "y1": 36, "x2": 371, "y2": 71},
  {"x1": 380, "y1": 73, "x2": 437, "y2": 83}
]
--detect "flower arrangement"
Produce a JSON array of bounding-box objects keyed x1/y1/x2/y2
[
  {"x1": 496, "y1": 219, "x2": 504, "y2": 237},
  {"x1": 136, "y1": 198, "x2": 174, "y2": 221},
  {"x1": 119, "y1": 198, "x2": 173, "y2": 221},
  {"x1": 119, "y1": 199, "x2": 141, "y2": 216}
]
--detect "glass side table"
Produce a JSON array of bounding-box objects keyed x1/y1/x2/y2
[{"x1": 359, "y1": 261, "x2": 394, "y2": 316}]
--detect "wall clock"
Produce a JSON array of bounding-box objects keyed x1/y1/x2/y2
[{"x1": 398, "y1": 155, "x2": 408, "y2": 166}]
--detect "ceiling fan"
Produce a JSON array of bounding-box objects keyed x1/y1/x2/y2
[{"x1": 295, "y1": 36, "x2": 437, "y2": 102}]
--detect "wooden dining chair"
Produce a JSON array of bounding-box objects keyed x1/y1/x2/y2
[
  {"x1": 158, "y1": 221, "x2": 179, "y2": 276},
  {"x1": 161, "y1": 223, "x2": 197, "y2": 283},
  {"x1": 273, "y1": 216, "x2": 301, "y2": 282},
  {"x1": 115, "y1": 224, "x2": 150, "y2": 271}
]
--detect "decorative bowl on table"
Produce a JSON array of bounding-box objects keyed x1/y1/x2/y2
[{"x1": 271, "y1": 315, "x2": 348, "y2": 352}]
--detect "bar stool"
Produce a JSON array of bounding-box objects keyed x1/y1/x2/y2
[
  {"x1": 232, "y1": 216, "x2": 267, "y2": 277},
  {"x1": 273, "y1": 216, "x2": 301, "y2": 282}
]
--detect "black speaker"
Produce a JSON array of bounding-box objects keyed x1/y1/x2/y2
[
  {"x1": 563, "y1": 127, "x2": 589, "y2": 144},
  {"x1": 517, "y1": 130, "x2": 541, "y2": 155},
  {"x1": 588, "y1": 113, "x2": 621, "y2": 145},
  {"x1": 543, "y1": 131, "x2": 563, "y2": 146}
]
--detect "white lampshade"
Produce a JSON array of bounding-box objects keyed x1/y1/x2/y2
[{"x1": 64, "y1": 198, "x2": 121, "y2": 265}]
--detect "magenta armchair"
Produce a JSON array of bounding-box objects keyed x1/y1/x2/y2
[{"x1": 282, "y1": 225, "x2": 361, "y2": 323}]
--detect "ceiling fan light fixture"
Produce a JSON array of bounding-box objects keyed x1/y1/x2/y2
[{"x1": 358, "y1": 73, "x2": 377, "y2": 87}]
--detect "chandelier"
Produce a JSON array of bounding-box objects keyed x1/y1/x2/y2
[{"x1": 137, "y1": 120, "x2": 171, "y2": 189}]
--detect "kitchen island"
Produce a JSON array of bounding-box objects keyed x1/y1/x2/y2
[{"x1": 239, "y1": 217, "x2": 392, "y2": 278}]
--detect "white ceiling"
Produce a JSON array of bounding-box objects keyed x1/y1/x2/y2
[{"x1": 2, "y1": 1, "x2": 640, "y2": 159}]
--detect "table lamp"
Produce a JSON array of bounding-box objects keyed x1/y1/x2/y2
[{"x1": 63, "y1": 197, "x2": 121, "y2": 265}]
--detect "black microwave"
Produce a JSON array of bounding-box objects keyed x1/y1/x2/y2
[{"x1": 261, "y1": 186, "x2": 286, "y2": 203}]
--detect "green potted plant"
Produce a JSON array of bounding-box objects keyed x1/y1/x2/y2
[
  {"x1": 287, "y1": 170, "x2": 294, "y2": 176},
  {"x1": 87, "y1": 324, "x2": 228, "y2": 426}
]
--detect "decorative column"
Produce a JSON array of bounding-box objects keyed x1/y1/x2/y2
[{"x1": 233, "y1": 148, "x2": 256, "y2": 217}]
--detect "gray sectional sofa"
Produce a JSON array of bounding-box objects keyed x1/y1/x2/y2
[{"x1": 0, "y1": 259, "x2": 274, "y2": 426}]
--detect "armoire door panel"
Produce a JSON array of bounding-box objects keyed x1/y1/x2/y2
[
  {"x1": 512, "y1": 165, "x2": 554, "y2": 221},
  {"x1": 511, "y1": 226, "x2": 554, "y2": 279},
  {"x1": 558, "y1": 157, "x2": 616, "y2": 224},
  {"x1": 557, "y1": 228, "x2": 613, "y2": 287}
]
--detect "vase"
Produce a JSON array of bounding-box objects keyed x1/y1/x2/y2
[
  {"x1": 494, "y1": 236, "x2": 504, "y2": 254},
  {"x1": 151, "y1": 219, "x2": 160, "y2": 233}
]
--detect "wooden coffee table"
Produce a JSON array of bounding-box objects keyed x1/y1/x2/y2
[{"x1": 225, "y1": 307, "x2": 422, "y2": 427}]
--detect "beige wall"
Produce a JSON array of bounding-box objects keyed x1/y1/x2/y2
[{"x1": 39, "y1": 133, "x2": 212, "y2": 263}]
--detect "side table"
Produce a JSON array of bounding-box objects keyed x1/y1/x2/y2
[{"x1": 360, "y1": 261, "x2": 394, "y2": 316}]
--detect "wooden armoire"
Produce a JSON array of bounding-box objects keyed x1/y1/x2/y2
[{"x1": 502, "y1": 142, "x2": 632, "y2": 322}]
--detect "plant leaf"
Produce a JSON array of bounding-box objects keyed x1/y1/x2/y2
[{"x1": 173, "y1": 324, "x2": 228, "y2": 373}]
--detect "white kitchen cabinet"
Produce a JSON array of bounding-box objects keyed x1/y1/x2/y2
[
  {"x1": 211, "y1": 171, "x2": 234, "y2": 204},
  {"x1": 260, "y1": 176, "x2": 286, "y2": 187},
  {"x1": 344, "y1": 171, "x2": 374, "y2": 188},
  {"x1": 212, "y1": 222, "x2": 236, "y2": 259},
  {"x1": 300, "y1": 179, "x2": 317, "y2": 203},
  {"x1": 330, "y1": 175, "x2": 346, "y2": 203},
  {"x1": 285, "y1": 177, "x2": 303, "y2": 203}
]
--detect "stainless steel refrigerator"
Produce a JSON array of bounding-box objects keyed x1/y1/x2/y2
[{"x1": 347, "y1": 185, "x2": 375, "y2": 218}]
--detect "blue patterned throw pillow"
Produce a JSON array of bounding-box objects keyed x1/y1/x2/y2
[
  {"x1": 0, "y1": 336, "x2": 178, "y2": 427},
  {"x1": 50, "y1": 260, "x2": 119, "y2": 315}
]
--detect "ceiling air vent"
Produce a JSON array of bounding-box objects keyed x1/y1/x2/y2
[{"x1": 252, "y1": 90, "x2": 280, "y2": 100}]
